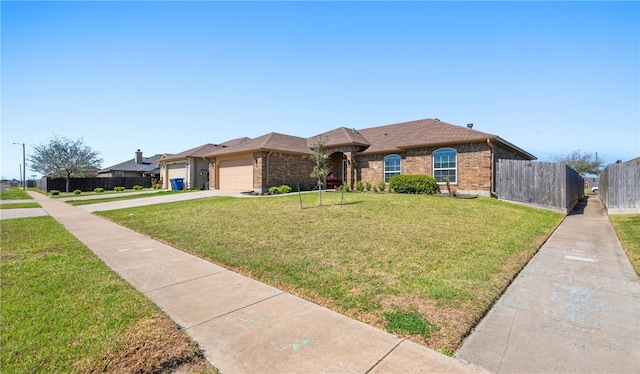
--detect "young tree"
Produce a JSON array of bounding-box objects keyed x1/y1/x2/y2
[
  {"x1": 552, "y1": 150, "x2": 603, "y2": 176},
  {"x1": 310, "y1": 137, "x2": 329, "y2": 206},
  {"x1": 29, "y1": 135, "x2": 103, "y2": 192}
]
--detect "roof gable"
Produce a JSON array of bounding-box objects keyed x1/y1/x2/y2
[{"x1": 308, "y1": 127, "x2": 371, "y2": 148}]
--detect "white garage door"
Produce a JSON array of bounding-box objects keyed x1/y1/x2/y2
[
  {"x1": 219, "y1": 158, "x2": 253, "y2": 190},
  {"x1": 167, "y1": 164, "x2": 186, "y2": 189}
]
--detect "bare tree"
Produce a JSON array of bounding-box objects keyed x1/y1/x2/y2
[
  {"x1": 310, "y1": 137, "x2": 329, "y2": 206},
  {"x1": 29, "y1": 135, "x2": 103, "y2": 192}
]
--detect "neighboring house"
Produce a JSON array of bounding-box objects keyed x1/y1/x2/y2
[
  {"x1": 195, "y1": 118, "x2": 535, "y2": 195},
  {"x1": 157, "y1": 138, "x2": 248, "y2": 190},
  {"x1": 98, "y1": 150, "x2": 162, "y2": 179}
]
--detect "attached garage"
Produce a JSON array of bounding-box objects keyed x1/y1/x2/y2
[
  {"x1": 218, "y1": 157, "x2": 253, "y2": 191},
  {"x1": 166, "y1": 163, "x2": 187, "y2": 190}
]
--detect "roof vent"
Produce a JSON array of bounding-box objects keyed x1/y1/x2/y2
[{"x1": 467, "y1": 123, "x2": 473, "y2": 129}]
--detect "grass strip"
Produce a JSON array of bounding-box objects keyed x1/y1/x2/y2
[
  {"x1": 98, "y1": 192, "x2": 563, "y2": 352},
  {"x1": 0, "y1": 202, "x2": 41, "y2": 209},
  {"x1": 0, "y1": 188, "x2": 32, "y2": 200},
  {"x1": 609, "y1": 214, "x2": 640, "y2": 275},
  {"x1": 0, "y1": 216, "x2": 214, "y2": 373}
]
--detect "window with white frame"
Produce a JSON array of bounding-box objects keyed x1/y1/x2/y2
[
  {"x1": 384, "y1": 154, "x2": 401, "y2": 183},
  {"x1": 433, "y1": 148, "x2": 457, "y2": 183}
]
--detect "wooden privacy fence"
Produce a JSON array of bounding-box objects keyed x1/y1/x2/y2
[
  {"x1": 37, "y1": 176, "x2": 153, "y2": 192},
  {"x1": 599, "y1": 161, "x2": 640, "y2": 214},
  {"x1": 496, "y1": 160, "x2": 584, "y2": 214}
]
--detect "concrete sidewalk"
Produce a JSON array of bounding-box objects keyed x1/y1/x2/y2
[
  {"x1": 0, "y1": 207, "x2": 49, "y2": 219},
  {"x1": 456, "y1": 196, "x2": 640, "y2": 373},
  {"x1": 27, "y1": 191, "x2": 485, "y2": 373},
  {"x1": 75, "y1": 189, "x2": 249, "y2": 212}
]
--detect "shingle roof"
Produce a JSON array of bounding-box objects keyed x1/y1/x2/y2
[
  {"x1": 160, "y1": 143, "x2": 221, "y2": 162},
  {"x1": 356, "y1": 118, "x2": 496, "y2": 154},
  {"x1": 170, "y1": 118, "x2": 534, "y2": 160},
  {"x1": 100, "y1": 154, "x2": 163, "y2": 173},
  {"x1": 205, "y1": 133, "x2": 311, "y2": 157}
]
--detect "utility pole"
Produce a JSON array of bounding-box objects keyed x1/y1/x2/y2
[{"x1": 13, "y1": 142, "x2": 25, "y2": 189}]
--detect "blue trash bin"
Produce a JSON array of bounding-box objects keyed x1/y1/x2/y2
[{"x1": 174, "y1": 178, "x2": 184, "y2": 190}]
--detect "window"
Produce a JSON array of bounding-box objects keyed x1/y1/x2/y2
[
  {"x1": 384, "y1": 154, "x2": 401, "y2": 183},
  {"x1": 433, "y1": 148, "x2": 457, "y2": 183}
]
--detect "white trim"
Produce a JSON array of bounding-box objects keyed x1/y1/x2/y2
[
  {"x1": 433, "y1": 148, "x2": 457, "y2": 184},
  {"x1": 383, "y1": 154, "x2": 401, "y2": 183}
]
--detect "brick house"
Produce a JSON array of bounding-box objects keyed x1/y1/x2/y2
[{"x1": 194, "y1": 118, "x2": 535, "y2": 196}]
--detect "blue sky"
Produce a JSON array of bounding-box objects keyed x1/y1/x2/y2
[{"x1": 2, "y1": 1, "x2": 638, "y2": 180}]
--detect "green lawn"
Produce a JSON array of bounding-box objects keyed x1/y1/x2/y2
[
  {"x1": 0, "y1": 187, "x2": 32, "y2": 200},
  {"x1": 98, "y1": 192, "x2": 563, "y2": 352},
  {"x1": 1, "y1": 217, "x2": 214, "y2": 373},
  {"x1": 609, "y1": 214, "x2": 640, "y2": 275}
]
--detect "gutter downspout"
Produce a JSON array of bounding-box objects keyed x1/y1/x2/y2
[
  {"x1": 266, "y1": 151, "x2": 273, "y2": 192},
  {"x1": 487, "y1": 139, "x2": 497, "y2": 197}
]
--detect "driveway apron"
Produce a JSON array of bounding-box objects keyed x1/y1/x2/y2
[
  {"x1": 27, "y1": 191, "x2": 484, "y2": 373},
  {"x1": 455, "y1": 196, "x2": 640, "y2": 373}
]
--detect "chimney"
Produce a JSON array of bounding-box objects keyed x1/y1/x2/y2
[
  {"x1": 134, "y1": 149, "x2": 143, "y2": 164},
  {"x1": 467, "y1": 123, "x2": 474, "y2": 129}
]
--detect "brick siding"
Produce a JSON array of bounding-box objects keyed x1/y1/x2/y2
[
  {"x1": 352, "y1": 142, "x2": 525, "y2": 194},
  {"x1": 256, "y1": 152, "x2": 316, "y2": 191}
]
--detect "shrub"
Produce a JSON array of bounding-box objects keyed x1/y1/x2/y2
[
  {"x1": 269, "y1": 185, "x2": 292, "y2": 194},
  {"x1": 50, "y1": 190, "x2": 60, "y2": 196},
  {"x1": 133, "y1": 185, "x2": 144, "y2": 191},
  {"x1": 278, "y1": 185, "x2": 292, "y2": 194},
  {"x1": 373, "y1": 186, "x2": 379, "y2": 193},
  {"x1": 365, "y1": 182, "x2": 372, "y2": 191},
  {"x1": 114, "y1": 186, "x2": 126, "y2": 192},
  {"x1": 378, "y1": 180, "x2": 386, "y2": 192},
  {"x1": 94, "y1": 188, "x2": 105, "y2": 193},
  {"x1": 73, "y1": 189, "x2": 82, "y2": 195},
  {"x1": 389, "y1": 175, "x2": 440, "y2": 194},
  {"x1": 355, "y1": 181, "x2": 364, "y2": 191},
  {"x1": 153, "y1": 183, "x2": 162, "y2": 190}
]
